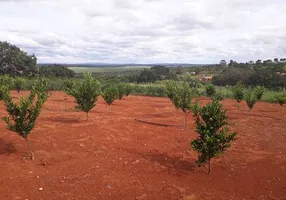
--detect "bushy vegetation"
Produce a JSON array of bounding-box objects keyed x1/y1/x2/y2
[
  {"x1": 205, "y1": 84, "x2": 216, "y2": 98},
  {"x1": 1, "y1": 78, "x2": 49, "y2": 160},
  {"x1": 0, "y1": 75, "x2": 13, "y2": 100},
  {"x1": 125, "y1": 84, "x2": 132, "y2": 97},
  {"x1": 274, "y1": 94, "x2": 286, "y2": 107},
  {"x1": 117, "y1": 83, "x2": 126, "y2": 100},
  {"x1": 65, "y1": 73, "x2": 101, "y2": 120},
  {"x1": 191, "y1": 100, "x2": 237, "y2": 174},
  {"x1": 102, "y1": 85, "x2": 118, "y2": 111},
  {"x1": 212, "y1": 65, "x2": 286, "y2": 89},
  {"x1": 231, "y1": 82, "x2": 245, "y2": 111},
  {"x1": 39, "y1": 64, "x2": 75, "y2": 78},
  {"x1": 137, "y1": 65, "x2": 176, "y2": 83},
  {"x1": 130, "y1": 83, "x2": 167, "y2": 97},
  {"x1": 275, "y1": 94, "x2": 286, "y2": 117},
  {"x1": 14, "y1": 77, "x2": 25, "y2": 93},
  {"x1": 165, "y1": 81, "x2": 196, "y2": 127},
  {"x1": 0, "y1": 41, "x2": 37, "y2": 76},
  {"x1": 245, "y1": 88, "x2": 257, "y2": 119},
  {"x1": 254, "y1": 86, "x2": 265, "y2": 101}
]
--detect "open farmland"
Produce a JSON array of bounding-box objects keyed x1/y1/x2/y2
[
  {"x1": 68, "y1": 66, "x2": 151, "y2": 73},
  {"x1": 0, "y1": 91, "x2": 285, "y2": 200}
]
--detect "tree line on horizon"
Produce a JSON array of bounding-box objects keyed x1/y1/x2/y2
[{"x1": 1, "y1": 41, "x2": 285, "y2": 89}]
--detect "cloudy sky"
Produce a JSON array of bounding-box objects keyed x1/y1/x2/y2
[{"x1": 0, "y1": 0, "x2": 285, "y2": 64}]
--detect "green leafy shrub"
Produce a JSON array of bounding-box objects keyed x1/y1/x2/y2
[
  {"x1": 245, "y1": 89, "x2": 257, "y2": 119},
  {"x1": 146, "y1": 85, "x2": 166, "y2": 97},
  {"x1": 125, "y1": 84, "x2": 132, "y2": 97},
  {"x1": 66, "y1": 73, "x2": 101, "y2": 120},
  {"x1": 166, "y1": 81, "x2": 177, "y2": 101},
  {"x1": 231, "y1": 81, "x2": 245, "y2": 111},
  {"x1": 205, "y1": 84, "x2": 216, "y2": 98},
  {"x1": 1, "y1": 78, "x2": 49, "y2": 160},
  {"x1": 102, "y1": 85, "x2": 118, "y2": 111},
  {"x1": 0, "y1": 75, "x2": 13, "y2": 100},
  {"x1": 274, "y1": 94, "x2": 286, "y2": 107},
  {"x1": 172, "y1": 83, "x2": 195, "y2": 127},
  {"x1": 62, "y1": 79, "x2": 74, "y2": 91},
  {"x1": 13, "y1": 77, "x2": 25, "y2": 93},
  {"x1": 254, "y1": 86, "x2": 265, "y2": 101},
  {"x1": 274, "y1": 94, "x2": 286, "y2": 117},
  {"x1": 117, "y1": 83, "x2": 126, "y2": 100},
  {"x1": 191, "y1": 100, "x2": 237, "y2": 174},
  {"x1": 211, "y1": 93, "x2": 224, "y2": 101}
]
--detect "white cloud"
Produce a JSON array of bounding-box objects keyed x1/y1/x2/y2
[{"x1": 0, "y1": 0, "x2": 285, "y2": 64}]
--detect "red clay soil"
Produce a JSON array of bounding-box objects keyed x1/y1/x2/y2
[{"x1": 0, "y1": 91, "x2": 285, "y2": 200}]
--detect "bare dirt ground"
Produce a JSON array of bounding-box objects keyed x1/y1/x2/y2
[{"x1": 0, "y1": 91, "x2": 285, "y2": 200}]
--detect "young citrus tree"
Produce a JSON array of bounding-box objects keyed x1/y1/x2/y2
[
  {"x1": 166, "y1": 81, "x2": 177, "y2": 102},
  {"x1": 102, "y1": 85, "x2": 118, "y2": 111},
  {"x1": 125, "y1": 84, "x2": 132, "y2": 97},
  {"x1": 245, "y1": 88, "x2": 257, "y2": 119},
  {"x1": 274, "y1": 94, "x2": 286, "y2": 117},
  {"x1": 205, "y1": 84, "x2": 216, "y2": 99},
  {"x1": 212, "y1": 93, "x2": 224, "y2": 101},
  {"x1": 0, "y1": 75, "x2": 13, "y2": 100},
  {"x1": 191, "y1": 100, "x2": 237, "y2": 174},
  {"x1": 254, "y1": 86, "x2": 265, "y2": 101},
  {"x1": 231, "y1": 81, "x2": 245, "y2": 111},
  {"x1": 117, "y1": 83, "x2": 126, "y2": 100},
  {"x1": 172, "y1": 83, "x2": 195, "y2": 127},
  {"x1": 1, "y1": 78, "x2": 49, "y2": 160},
  {"x1": 63, "y1": 78, "x2": 74, "y2": 91},
  {"x1": 14, "y1": 77, "x2": 25, "y2": 93},
  {"x1": 66, "y1": 73, "x2": 101, "y2": 120}
]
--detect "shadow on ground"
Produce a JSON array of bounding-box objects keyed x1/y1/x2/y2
[{"x1": 124, "y1": 148, "x2": 197, "y2": 174}]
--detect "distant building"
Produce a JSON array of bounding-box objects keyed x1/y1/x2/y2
[
  {"x1": 200, "y1": 76, "x2": 213, "y2": 83},
  {"x1": 277, "y1": 72, "x2": 286, "y2": 76}
]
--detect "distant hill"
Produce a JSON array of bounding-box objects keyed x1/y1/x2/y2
[{"x1": 38, "y1": 63, "x2": 208, "y2": 67}]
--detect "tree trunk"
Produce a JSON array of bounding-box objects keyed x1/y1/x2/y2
[
  {"x1": 207, "y1": 159, "x2": 211, "y2": 174},
  {"x1": 237, "y1": 102, "x2": 240, "y2": 120},
  {"x1": 109, "y1": 105, "x2": 111, "y2": 112},
  {"x1": 279, "y1": 107, "x2": 282, "y2": 119},
  {"x1": 25, "y1": 138, "x2": 34, "y2": 160},
  {"x1": 184, "y1": 111, "x2": 187, "y2": 128},
  {"x1": 249, "y1": 109, "x2": 252, "y2": 120},
  {"x1": 86, "y1": 112, "x2": 89, "y2": 121}
]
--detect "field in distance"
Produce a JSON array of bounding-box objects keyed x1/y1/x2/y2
[{"x1": 68, "y1": 65, "x2": 151, "y2": 73}]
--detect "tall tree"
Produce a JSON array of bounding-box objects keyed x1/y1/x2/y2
[
  {"x1": 248, "y1": 61, "x2": 254, "y2": 65},
  {"x1": 0, "y1": 41, "x2": 37, "y2": 76},
  {"x1": 219, "y1": 60, "x2": 227, "y2": 67}
]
